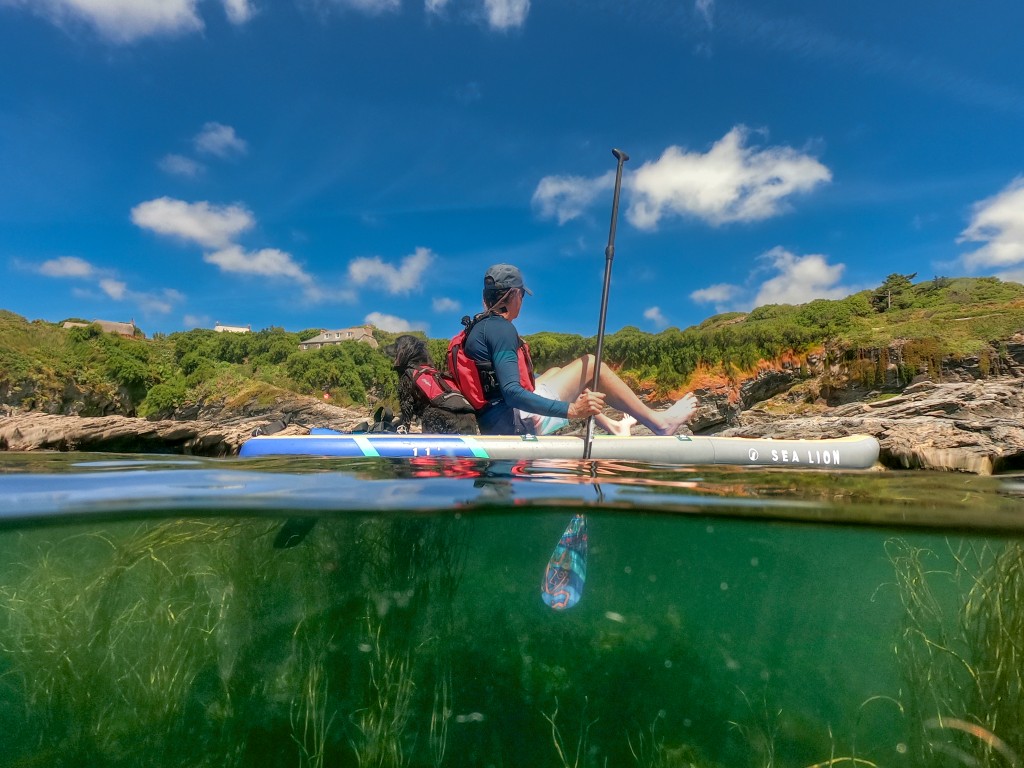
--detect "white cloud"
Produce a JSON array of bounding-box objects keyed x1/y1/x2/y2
[
  {"x1": 483, "y1": 0, "x2": 529, "y2": 30},
  {"x1": 690, "y1": 248, "x2": 854, "y2": 312},
  {"x1": 695, "y1": 0, "x2": 714, "y2": 28},
  {"x1": 96, "y1": 278, "x2": 183, "y2": 315},
  {"x1": 364, "y1": 312, "x2": 428, "y2": 333},
  {"x1": 425, "y1": 0, "x2": 450, "y2": 12},
  {"x1": 303, "y1": 283, "x2": 358, "y2": 303},
  {"x1": 194, "y1": 122, "x2": 248, "y2": 158},
  {"x1": 136, "y1": 288, "x2": 185, "y2": 315},
  {"x1": 432, "y1": 296, "x2": 461, "y2": 312},
  {"x1": 643, "y1": 306, "x2": 669, "y2": 329},
  {"x1": 38, "y1": 255, "x2": 96, "y2": 278},
  {"x1": 318, "y1": 0, "x2": 401, "y2": 13},
  {"x1": 628, "y1": 126, "x2": 832, "y2": 229},
  {"x1": 221, "y1": 0, "x2": 255, "y2": 23},
  {"x1": 131, "y1": 197, "x2": 254, "y2": 249},
  {"x1": 752, "y1": 247, "x2": 852, "y2": 307},
  {"x1": 348, "y1": 247, "x2": 434, "y2": 295},
  {"x1": 532, "y1": 171, "x2": 614, "y2": 225},
  {"x1": 159, "y1": 154, "x2": 204, "y2": 178},
  {"x1": 2, "y1": 0, "x2": 204, "y2": 43},
  {"x1": 690, "y1": 283, "x2": 738, "y2": 305},
  {"x1": 182, "y1": 313, "x2": 210, "y2": 329},
  {"x1": 205, "y1": 245, "x2": 312, "y2": 283},
  {"x1": 958, "y1": 177, "x2": 1024, "y2": 271},
  {"x1": 100, "y1": 278, "x2": 127, "y2": 299}
]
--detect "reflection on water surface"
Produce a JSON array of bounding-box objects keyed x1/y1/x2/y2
[{"x1": 0, "y1": 453, "x2": 1022, "y2": 767}]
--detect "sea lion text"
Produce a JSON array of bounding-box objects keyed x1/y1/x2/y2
[{"x1": 770, "y1": 448, "x2": 841, "y2": 465}]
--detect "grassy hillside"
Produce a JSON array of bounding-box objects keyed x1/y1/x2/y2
[{"x1": 2, "y1": 276, "x2": 1022, "y2": 417}]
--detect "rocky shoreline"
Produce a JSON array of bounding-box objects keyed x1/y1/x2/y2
[{"x1": 2, "y1": 375, "x2": 1022, "y2": 474}]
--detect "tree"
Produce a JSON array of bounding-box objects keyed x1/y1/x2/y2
[{"x1": 871, "y1": 272, "x2": 917, "y2": 312}]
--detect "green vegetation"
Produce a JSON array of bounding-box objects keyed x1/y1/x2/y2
[
  {"x1": 889, "y1": 538, "x2": 1024, "y2": 767},
  {"x1": 2, "y1": 276, "x2": 1023, "y2": 417}
]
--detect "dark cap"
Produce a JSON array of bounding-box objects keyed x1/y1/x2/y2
[{"x1": 483, "y1": 263, "x2": 533, "y2": 295}]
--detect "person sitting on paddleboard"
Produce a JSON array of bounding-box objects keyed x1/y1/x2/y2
[{"x1": 448, "y1": 263, "x2": 698, "y2": 436}]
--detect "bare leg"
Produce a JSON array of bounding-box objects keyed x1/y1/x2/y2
[
  {"x1": 597, "y1": 412, "x2": 636, "y2": 436},
  {"x1": 536, "y1": 355, "x2": 696, "y2": 436}
]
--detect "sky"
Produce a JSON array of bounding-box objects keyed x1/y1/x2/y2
[{"x1": 2, "y1": 0, "x2": 1023, "y2": 340}]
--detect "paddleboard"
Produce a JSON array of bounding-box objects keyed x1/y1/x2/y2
[{"x1": 239, "y1": 431, "x2": 879, "y2": 469}]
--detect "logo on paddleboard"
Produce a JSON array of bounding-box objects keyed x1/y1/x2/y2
[{"x1": 748, "y1": 448, "x2": 758, "y2": 461}]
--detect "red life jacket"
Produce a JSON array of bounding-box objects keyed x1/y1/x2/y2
[
  {"x1": 410, "y1": 365, "x2": 475, "y2": 414},
  {"x1": 446, "y1": 322, "x2": 536, "y2": 410}
]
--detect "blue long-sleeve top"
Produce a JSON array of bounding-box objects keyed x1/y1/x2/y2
[{"x1": 464, "y1": 315, "x2": 569, "y2": 434}]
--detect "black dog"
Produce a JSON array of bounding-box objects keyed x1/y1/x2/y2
[{"x1": 384, "y1": 334, "x2": 479, "y2": 434}]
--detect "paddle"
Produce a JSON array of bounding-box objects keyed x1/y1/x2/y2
[
  {"x1": 541, "y1": 512, "x2": 589, "y2": 610},
  {"x1": 583, "y1": 148, "x2": 629, "y2": 460}
]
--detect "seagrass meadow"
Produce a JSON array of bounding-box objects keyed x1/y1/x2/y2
[{"x1": 1, "y1": 452, "x2": 1023, "y2": 767}]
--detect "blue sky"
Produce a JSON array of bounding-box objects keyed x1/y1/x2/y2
[{"x1": 2, "y1": 0, "x2": 1023, "y2": 339}]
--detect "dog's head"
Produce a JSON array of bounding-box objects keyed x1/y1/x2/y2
[{"x1": 383, "y1": 334, "x2": 432, "y2": 372}]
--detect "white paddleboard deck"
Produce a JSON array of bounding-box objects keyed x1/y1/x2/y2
[{"x1": 239, "y1": 432, "x2": 879, "y2": 469}]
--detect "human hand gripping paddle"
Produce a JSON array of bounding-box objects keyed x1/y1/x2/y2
[{"x1": 541, "y1": 149, "x2": 627, "y2": 611}]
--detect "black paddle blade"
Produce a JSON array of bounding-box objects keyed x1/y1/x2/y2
[{"x1": 273, "y1": 517, "x2": 318, "y2": 549}]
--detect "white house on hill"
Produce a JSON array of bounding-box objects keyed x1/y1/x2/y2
[{"x1": 214, "y1": 323, "x2": 251, "y2": 333}]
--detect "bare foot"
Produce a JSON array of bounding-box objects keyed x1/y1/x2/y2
[
  {"x1": 604, "y1": 413, "x2": 637, "y2": 436},
  {"x1": 651, "y1": 393, "x2": 698, "y2": 436}
]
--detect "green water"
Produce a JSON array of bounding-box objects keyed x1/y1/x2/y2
[{"x1": 1, "y1": 453, "x2": 1023, "y2": 768}]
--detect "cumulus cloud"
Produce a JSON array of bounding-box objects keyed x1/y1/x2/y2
[
  {"x1": 958, "y1": 177, "x2": 1024, "y2": 273},
  {"x1": 159, "y1": 154, "x2": 204, "y2": 178},
  {"x1": 194, "y1": 122, "x2": 248, "y2": 158},
  {"x1": 205, "y1": 245, "x2": 312, "y2": 283},
  {"x1": 534, "y1": 128, "x2": 830, "y2": 230},
  {"x1": 0, "y1": 0, "x2": 252, "y2": 43},
  {"x1": 690, "y1": 283, "x2": 738, "y2": 306},
  {"x1": 532, "y1": 171, "x2": 614, "y2": 225},
  {"x1": 131, "y1": 196, "x2": 315, "y2": 286},
  {"x1": 131, "y1": 197, "x2": 254, "y2": 249},
  {"x1": 643, "y1": 306, "x2": 669, "y2": 329},
  {"x1": 348, "y1": 247, "x2": 434, "y2": 295},
  {"x1": 752, "y1": 247, "x2": 853, "y2": 306},
  {"x1": 97, "y1": 279, "x2": 184, "y2": 315},
  {"x1": 99, "y1": 278, "x2": 127, "y2": 300},
  {"x1": 38, "y1": 255, "x2": 96, "y2": 278},
  {"x1": 690, "y1": 248, "x2": 854, "y2": 312},
  {"x1": 628, "y1": 127, "x2": 832, "y2": 229},
  {"x1": 433, "y1": 296, "x2": 461, "y2": 312},
  {"x1": 221, "y1": 0, "x2": 255, "y2": 23},
  {"x1": 484, "y1": 0, "x2": 529, "y2": 30},
  {"x1": 364, "y1": 312, "x2": 427, "y2": 333}
]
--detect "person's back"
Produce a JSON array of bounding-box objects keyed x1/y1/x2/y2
[{"x1": 464, "y1": 314, "x2": 563, "y2": 434}]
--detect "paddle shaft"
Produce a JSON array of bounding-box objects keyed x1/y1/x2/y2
[{"x1": 583, "y1": 148, "x2": 629, "y2": 459}]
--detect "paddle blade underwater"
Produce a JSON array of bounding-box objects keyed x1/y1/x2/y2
[{"x1": 542, "y1": 513, "x2": 589, "y2": 610}]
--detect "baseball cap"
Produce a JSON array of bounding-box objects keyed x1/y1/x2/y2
[{"x1": 483, "y1": 263, "x2": 533, "y2": 295}]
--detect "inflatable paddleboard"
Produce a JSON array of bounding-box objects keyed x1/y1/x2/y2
[{"x1": 239, "y1": 432, "x2": 880, "y2": 469}]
